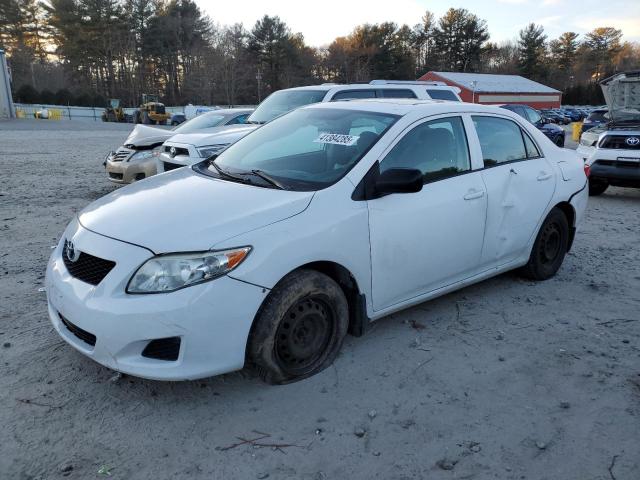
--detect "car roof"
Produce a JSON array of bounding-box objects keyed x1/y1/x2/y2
[
  {"x1": 280, "y1": 83, "x2": 454, "y2": 93},
  {"x1": 301, "y1": 98, "x2": 518, "y2": 118}
]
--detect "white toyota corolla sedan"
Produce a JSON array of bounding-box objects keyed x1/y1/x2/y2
[{"x1": 46, "y1": 100, "x2": 588, "y2": 384}]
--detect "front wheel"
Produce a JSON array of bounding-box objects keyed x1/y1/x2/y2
[
  {"x1": 519, "y1": 208, "x2": 569, "y2": 281},
  {"x1": 247, "y1": 270, "x2": 349, "y2": 384}
]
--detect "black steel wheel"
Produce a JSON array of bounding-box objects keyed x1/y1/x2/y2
[
  {"x1": 248, "y1": 269, "x2": 349, "y2": 384},
  {"x1": 520, "y1": 207, "x2": 569, "y2": 280},
  {"x1": 274, "y1": 296, "x2": 334, "y2": 376}
]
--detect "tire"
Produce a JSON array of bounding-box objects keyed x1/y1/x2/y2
[
  {"x1": 589, "y1": 179, "x2": 608, "y2": 196},
  {"x1": 554, "y1": 134, "x2": 565, "y2": 147},
  {"x1": 247, "y1": 269, "x2": 349, "y2": 385},
  {"x1": 520, "y1": 207, "x2": 569, "y2": 281},
  {"x1": 143, "y1": 111, "x2": 150, "y2": 124},
  {"x1": 133, "y1": 111, "x2": 141, "y2": 124}
]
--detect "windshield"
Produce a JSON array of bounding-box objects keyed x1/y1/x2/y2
[
  {"x1": 248, "y1": 90, "x2": 327, "y2": 124},
  {"x1": 174, "y1": 113, "x2": 226, "y2": 133},
  {"x1": 204, "y1": 108, "x2": 399, "y2": 191},
  {"x1": 587, "y1": 111, "x2": 608, "y2": 122}
]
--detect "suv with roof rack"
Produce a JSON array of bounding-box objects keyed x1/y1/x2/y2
[{"x1": 157, "y1": 81, "x2": 462, "y2": 173}]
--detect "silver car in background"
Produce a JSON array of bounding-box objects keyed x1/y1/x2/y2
[{"x1": 104, "y1": 108, "x2": 254, "y2": 184}]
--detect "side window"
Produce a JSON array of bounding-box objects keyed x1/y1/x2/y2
[
  {"x1": 522, "y1": 131, "x2": 541, "y2": 158},
  {"x1": 426, "y1": 89, "x2": 459, "y2": 101},
  {"x1": 378, "y1": 89, "x2": 417, "y2": 99},
  {"x1": 523, "y1": 107, "x2": 542, "y2": 125},
  {"x1": 472, "y1": 116, "x2": 528, "y2": 166},
  {"x1": 227, "y1": 114, "x2": 249, "y2": 125},
  {"x1": 331, "y1": 90, "x2": 376, "y2": 101},
  {"x1": 380, "y1": 116, "x2": 471, "y2": 183}
]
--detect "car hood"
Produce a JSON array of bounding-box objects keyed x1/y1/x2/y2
[
  {"x1": 168, "y1": 125, "x2": 258, "y2": 147},
  {"x1": 124, "y1": 125, "x2": 174, "y2": 148},
  {"x1": 78, "y1": 167, "x2": 314, "y2": 253},
  {"x1": 601, "y1": 71, "x2": 640, "y2": 126}
]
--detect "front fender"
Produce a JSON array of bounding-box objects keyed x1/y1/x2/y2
[{"x1": 214, "y1": 180, "x2": 374, "y2": 316}]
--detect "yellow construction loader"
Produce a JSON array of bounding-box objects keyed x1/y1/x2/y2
[
  {"x1": 101, "y1": 99, "x2": 126, "y2": 122},
  {"x1": 133, "y1": 94, "x2": 170, "y2": 125}
]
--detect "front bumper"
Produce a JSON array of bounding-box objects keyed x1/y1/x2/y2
[
  {"x1": 577, "y1": 145, "x2": 640, "y2": 187},
  {"x1": 105, "y1": 156, "x2": 157, "y2": 184},
  {"x1": 45, "y1": 220, "x2": 268, "y2": 380}
]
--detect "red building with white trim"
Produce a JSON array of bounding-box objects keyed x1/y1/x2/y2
[{"x1": 419, "y1": 71, "x2": 562, "y2": 109}]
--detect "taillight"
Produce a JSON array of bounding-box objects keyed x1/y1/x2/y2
[{"x1": 584, "y1": 163, "x2": 591, "y2": 178}]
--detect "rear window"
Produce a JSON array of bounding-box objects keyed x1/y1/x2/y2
[{"x1": 426, "y1": 89, "x2": 459, "y2": 101}]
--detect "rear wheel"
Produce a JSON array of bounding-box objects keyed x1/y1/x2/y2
[
  {"x1": 589, "y1": 179, "x2": 608, "y2": 196},
  {"x1": 520, "y1": 207, "x2": 569, "y2": 280},
  {"x1": 248, "y1": 270, "x2": 348, "y2": 384}
]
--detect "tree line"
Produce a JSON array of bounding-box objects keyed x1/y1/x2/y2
[{"x1": 1, "y1": 0, "x2": 638, "y2": 107}]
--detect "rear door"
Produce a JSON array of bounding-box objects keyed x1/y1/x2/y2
[{"x1": 470, "y1": 115, "x2": 556, "y2": 267}]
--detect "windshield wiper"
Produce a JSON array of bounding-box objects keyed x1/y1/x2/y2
[
  {"x1": 209, "y1": 158, "x2": 247, "y2": 183},
  {"x1": 249, "y1": 169, "x2": 288, "y2": 190}
]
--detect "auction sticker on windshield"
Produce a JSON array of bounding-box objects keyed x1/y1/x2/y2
[{"x1": 314, "y1": 133, "x2": 359, "y2": 146}]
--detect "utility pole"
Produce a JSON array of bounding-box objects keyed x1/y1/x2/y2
[
  {"x1": 470, "y1": 80, "x2": 477, "y2": 104},
  {"x1": 256, "y1": 69, "x2": 262, "y2": 103}
]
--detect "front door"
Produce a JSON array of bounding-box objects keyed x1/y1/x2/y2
[{"x1": 367, "y1": 116, "x2": 487, "y2": 311}]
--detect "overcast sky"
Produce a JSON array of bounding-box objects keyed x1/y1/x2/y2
[{"x1": 199, "y1": 0, "x2": 640, "y2": 47}]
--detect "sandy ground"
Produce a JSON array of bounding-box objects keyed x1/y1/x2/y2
[{"x1": 1, "y1": 119, "x2": 639, "y2": 480}]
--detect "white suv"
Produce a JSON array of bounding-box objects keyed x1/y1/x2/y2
[
  {"x1": 576, "y1": 71, "x2": 640, "y2": 196},
  {"x1": 157, "y1": 81, "x2": 462, "y2": 173}
]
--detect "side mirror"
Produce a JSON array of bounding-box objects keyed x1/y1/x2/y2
[{"x1": 374, "y1": 168, "x2": 423, "y2": 197}]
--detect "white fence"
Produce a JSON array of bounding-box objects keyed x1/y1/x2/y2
[{"x1": 13, "y1": 103, "x2": 254, "y2": 122}]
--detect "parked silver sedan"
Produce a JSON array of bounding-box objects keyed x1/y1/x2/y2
[{"x1": 104, "y1": 108, "x2": 254, "y2": 184}]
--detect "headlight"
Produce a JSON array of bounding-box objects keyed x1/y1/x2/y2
[
  {"x1": 127, "y1": 247, "x2": 251, "y2": 293},
  {"x1": 128, "y1": 147, "x2": 161, "y2": 162},
  {"x1": 197, "y1": 144, "x2": 228, "y2": 158}
]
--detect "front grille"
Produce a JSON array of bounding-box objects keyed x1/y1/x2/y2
[
  {"x1": 163, "y1": 161, "x2": 183, "y2": 172},
  {"x1": 142, "y1": 337, "x2": 181, "y2": 361},
  {"x1": 59, "y1": 313, "x2": 96, "y2": 346},
  {"x1": 112, "y1": 148, "x2": 134, "y2": 162},
  {"x1": 599, "y1": 135, "x2": 640, "y2": 150},
  {"x1": 108, "y1": 172, "x2": 123, "y2": 180},
  {"x1": 62, "y1": 242, "x2": 116, "y2": 286},
  {"x1": 163, "y1": 145, "x2": 189, "y2": 157}
]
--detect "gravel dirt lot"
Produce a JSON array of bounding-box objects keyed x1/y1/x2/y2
[{"x1": 1, "y1": 120, "x2": 639, "y2": 480}]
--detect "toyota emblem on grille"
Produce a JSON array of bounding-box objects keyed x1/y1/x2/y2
[
  {"x1": 626, "y1": 137, "x2": 640, "y2": 146},
  {"x1": 169, "y1": 147, "x2": 177, "y2": 158},
  {"x1": 65, "y1": 239, "x2": 80, "y2": 262}
]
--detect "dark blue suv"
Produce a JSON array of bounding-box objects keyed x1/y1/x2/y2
[{"x1": 500, "y1": 104, "x2": 565, "y2": 147}]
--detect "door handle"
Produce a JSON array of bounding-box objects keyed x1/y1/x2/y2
[
  {"x1": 537, "y1": 172, "x2": 552, "y2": 181},
  {"x1": 464, "y1": 190, "x2": 485, "y2": 200}
]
